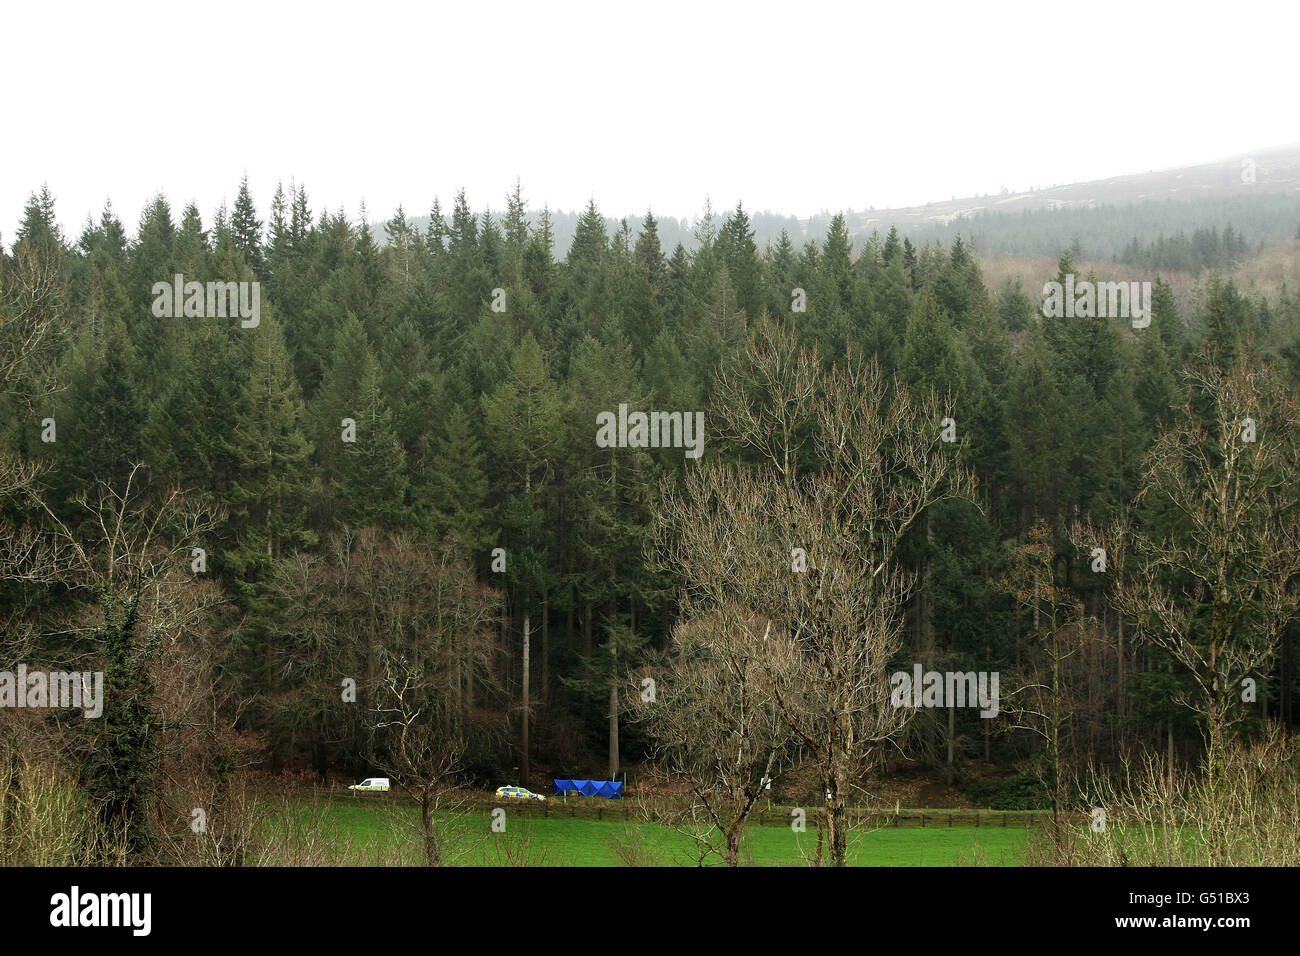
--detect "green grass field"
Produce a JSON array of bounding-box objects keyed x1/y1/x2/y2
[{"x1": 280, "y1": 799, "x2": 1030, "y2": 866}]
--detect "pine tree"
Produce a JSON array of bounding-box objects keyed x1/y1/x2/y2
[
  {"x1": 664, "y1": 242, "x2": 691, "y2": 327},
  {"x1": 48, "y1": 317, "x2": 145, "y2": 511},
  {"x1": 266, "y1": 182, "x2": 292, "y2": 292},
  {"x1": 426, "y1": 196, "x2": 447, "y2": 254},
  {"x1": 903, "y1": 237, "x2": 918, "y2": 289},
  {"x1": 231, "y1": 175, "x2": 264, "y2": 277},
  {"x1": 142, "y1": 319, "x2": 244, "y2": 501},
  {"x1": 425, "y1": 402, "x2": 490, "y2": 554},
  {"x1": 1198, "y1": 276, "x2": 1255, "y2": 371},
  {"x1": 1004, "y1": 320, "x2": 1073, "y2": 527},
  {"x1": 901, "y1": 290, "x2": 962, "y2": 398},
  {"x1": 883, "y1": 225, "x2": 901, "y2": 265},
  {"x1": 861, "y1": 310, "x2": 901, "y2": 373},
  {"x1": 338, "y1": 356, "x2": 408, "y2": 530},
  {"x1": 1133, "y1": 324, "x2": 1180, "y2": 428},
  {"x1": 873, "y1": 255, "x2": 915, "y2": 339},
  {"x1": 820, "y1": 214, "x2": 853, "y2": 310},
  {"x1": 567, "y1": 200, "x2": 608, "y2": 270},
  {"x1": 291, "y1": 183, "x2": 312, "y2": 248},
  {"x1": 384, "y1": 205, "x2": 422, "y2": 291},
  {"x1": 523, "y1": 205, "x2": 556, "y2": 301},
  {"x1": 310, "y1": 314, "x2": 373, "y2": 482},
  {"x1": 634, "y1": 211, "x2": 666, "y2": 291},
  {"x1": 131, "y1": 195, "x2": 175, "y2": 305},
  {"x1": 173, "y1": 203, "x2": 208, "y2": 276},
  {"x1": 504, "y1": 179, "x2": 529, "y2": 276},
  {"x1": 481, "y1": 332, "x2": 563, "y2": 496},
  {"x1": 720, "y1": 202, "x2": 762, "y2": 320},
  {"x1": 224, "y1": 309, "x2": 316, "y2": 596}
]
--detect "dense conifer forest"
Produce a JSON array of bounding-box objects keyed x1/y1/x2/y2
[{"x1": 4, "y1": 174, "x2": 1300, "y2": 866}]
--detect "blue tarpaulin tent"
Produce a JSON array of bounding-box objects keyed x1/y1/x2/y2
[{"x1": 553, "y1": 779, "x2": 623, "y2": 799}]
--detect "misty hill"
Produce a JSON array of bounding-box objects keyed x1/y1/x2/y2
[{"x1": 389, "y1": 144, "x2": 1300, "y2": 264}]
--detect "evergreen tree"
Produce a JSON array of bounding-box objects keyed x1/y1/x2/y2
[
  {"x1": 883, "y1": 225, "x2": 902, "y2": 265},
  {"x1": 719, "y1": 202, "x2": 762, "y2": 320},
  {"x1": 901, "y1": 290, "x2": 962, "y2": 398},
  {"x1": 425, "y1": 403, "x2": 490, "y2": 554},
  {"x1": 338, "y1": 356, "x2": 408, "y2": 530},
  {"x1": 48, "y1": 317, "x2": 145, "y2": 511},
  {"x1": 1004, "y1": 321, "x2": 1072, "y2": 526},
  {"x1": 231, "y1": 175, "x2": 264, "y2": 276},
  {"x1": 224, "y1": 309, "x2": 316, "y2": 596}
]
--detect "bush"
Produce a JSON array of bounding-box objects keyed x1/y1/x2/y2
[
  {"x1": 990, "y1": 773, "x2": 1050, "y2": 811},
  {"x1": 0, "y1": 739, "x2": 128, "y2": 866},
  {"x1": 1030, "y1": 726, "x2": 1300, "y2": 866}
]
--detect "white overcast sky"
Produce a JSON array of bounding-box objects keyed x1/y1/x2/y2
[{"x1": 2, "y1": 0, "x2": 1297, "y2": 243}]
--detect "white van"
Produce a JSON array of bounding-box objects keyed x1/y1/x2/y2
[{"x1": 348, "y1": 777, "x2": 390, "y2": 792}]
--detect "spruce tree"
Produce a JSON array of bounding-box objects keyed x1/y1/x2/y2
[
  {"x1": 337, "y1": 356, "x2": 408, "y2": 530},
  {"x1": 224, "y1": 308, "x2": 316, "y2": 596},
  {"x1": 231, "y1": 174, "x2": 264, "y2": 277},
  {"x1": 425, "y1": 402, "x2": 490, "y2": 554}
]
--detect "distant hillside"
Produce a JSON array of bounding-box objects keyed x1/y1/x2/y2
[
  {"x1": 386, "y1": 145, "x2": 1300, "y2": 263},
  {"x1": 850, "y1": 144, "x2": 1300, "y2": 229},
  {"x1": 807, "y1": 144, "x2": 1300, "y2": 260}
]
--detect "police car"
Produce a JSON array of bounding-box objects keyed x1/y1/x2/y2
[
  {"x1": 348, "y1": 777, "x2": 391, "y2": 792},
  {"x1": 495, "y1": 785, "x2": 545, "y2": 802}
]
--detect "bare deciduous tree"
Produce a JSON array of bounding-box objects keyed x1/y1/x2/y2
[
  {"x1": 0, "y1": 240, "x2": 67, "y2": 395},
  {"x1": 631, "y1": 610, "x2": 792, "y2": 866},
  {"x1": 1082, "y1": 356, "x2": 1300, "y2": 760},
  {"x1": 272, "y1": 531, "x2": 504, "y2": 779},
  {"x1": 358, "y1": 539, "x2": 504, "y2": 866},
  {"x1": 1000, "y1": 520, "x2": 1111, "y2": 847},
  {"x1": 372, "y1": 650, "x2": 472, "y2": 867},
  {"x1": 658, "y1": 320, "x2": 977, "y2": 866}
]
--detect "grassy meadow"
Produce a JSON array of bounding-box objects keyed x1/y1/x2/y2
[{"x1": 264, "y1": 796, "x2": 1031, "y2": 867}]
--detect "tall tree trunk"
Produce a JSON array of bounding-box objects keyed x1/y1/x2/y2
[
  {"x1": 921, "y1": 514, "x2": 933, "y2": 658},
  {"x1": 465, "y1": 661, "x2": 474, "y2": 727},
  {"x1": 583, "y1": 599, "x2": 593, "y2": 658},
  {"x1": 984, "y1": 643, "x2": 992, "y2": 762},
  {"x1": 608, "y1": 606, "x2": 618, "y2": 780},
  {"x1": 501, "y1": 599, "x2": 511, "y2": 702},
  {"x1": 830, "y1": 768, "x2": 850, "y2": 866},
  {"x1": 449, "y1": 660, "x2": 458, "y2": 739},
  {"x1": 1167, "y1": 659, "x2": 1175, "y2": 785},
  {"x1": 946, "y1": 701, "x2": 955, "y2": 786},
  {"x1": 1284, "y1": 622, "x2": 1294, "y2": 736},
  {"x1": 1117, "y1": 614, "x2": 1125, "y2": 718},
  {"x1": 565, "y1": 585, "x2": 575, "y2": 652},
  {"x1": 541, "y1": 593, "x2": 549, "y2": 706},
  {"x1": 725, "y1": 824, "x2": 742, "y2": 867},
  {"x1": 420, "y1": 792, "x2": 441, "y2": 867},
  {"x1": 521, "y1": 612, "x2": 530, "y2": 786}
]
